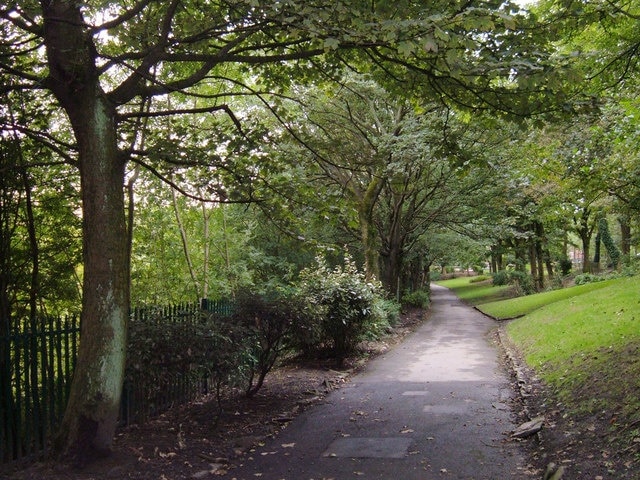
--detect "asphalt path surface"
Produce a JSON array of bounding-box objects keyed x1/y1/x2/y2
[{"x1": 226, "y1": 284, "x2": 527, "y2": 480}]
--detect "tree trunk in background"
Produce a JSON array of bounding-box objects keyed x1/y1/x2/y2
[
  {"x1": 529, "y1": 241, "x2": 538, "y2": 285},
  {"x1": 43, "y1": 1, "x2": 129, "y2": 463},
  {"x1": 581, "y1": 234, "x2": 592, "y2": 274},
  {"x1": 535, "y1": 221, "x2": 545, "y2": 290},
  {"x1": 593, "y1": 230, "x2": 601, "y2": 266},
  {"x1": 356, "y1": 177, "x2": 383, "y2": 282},
  {"x1": 618, "y1": 215, "x2": 631, "y2": 260},
  {"x1": 574, "y1": 207, "x2": 594, "y2": 274}
]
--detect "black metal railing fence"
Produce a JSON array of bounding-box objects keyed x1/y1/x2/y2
[{"x1": 0, "y1": 299, "x2": 232, "y2": 466}]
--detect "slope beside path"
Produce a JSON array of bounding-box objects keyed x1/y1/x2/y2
[{"x1": 225, "y1": 284, "x2": 530, "y2": 479}]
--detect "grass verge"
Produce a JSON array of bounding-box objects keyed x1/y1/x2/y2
[
  {"x1": 505, "y1": 275, "x2": 640, "y2": 450},
  {"x1": 477, "y1": 280, "x2": 613, "y2": 320},
  {"x1": 435, "y1": 276, "x2": 513, "y2": 304}
]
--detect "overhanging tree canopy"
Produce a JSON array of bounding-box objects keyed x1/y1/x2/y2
[{"x1": 0, "y1": 0, "x2": 559, "y2": 462}]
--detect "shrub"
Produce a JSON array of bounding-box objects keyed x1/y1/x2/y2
[
  {"x1": 558, "y1": 258, "x2": 573, "y2": 276},
  {"x1": 509, "y1": 270, "x2": 535, "y2": 295},
  {"x1": 125, "y1": 307, "x2": 252, "y2": 423},
  {"x1": 370, "y1": 297, "x2": 401, "y2": 333},
  {"x1": 492, "y1": 270, "x2": 509, "y2": 286},
  {"x1": 469, "y1": 275, "x2": 490, "y2": 283},
  {"x1": 286, "y1": 285, "x2": 328, "y2": 358},
  {"x1": 232, "y1": 290, "x2": 297, "y2": 397},
  {"x1": 402, "y1": 289, "x2": 430, "y2": 309},
  {"x1": 492, "y1": 270, "x2": 535, "y2": 294},
  {"x1": 296, "y1": 255, "x2": 383, "y2": 367},
  {"x1": 574, "y1": 273, "x2": 606, "y2": 285}
]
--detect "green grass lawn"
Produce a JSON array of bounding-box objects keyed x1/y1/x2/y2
[
  {"x1": 477, "y1": 280, "x2": 614, "y2": 320},
  {"x1": 435, "y1": 276, "x2": 513, "y2": 304},
  {"x1": 506, "y1": 275, "x2": 640, "y2": 421}
]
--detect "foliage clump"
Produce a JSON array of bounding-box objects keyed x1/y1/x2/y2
[
  {"x1": 230, "y1": 291, "x2": 298, "y2": 398},
  {"x1": 492, "y1": 270, "x2": 535, "y2": 295},
  {"x1": 558, "y1": 258, "x2": 573, "y2": 276},
  {"x1": 294, "y1": 255, "x2": 388, "y2": 367},
  {"x1": 125, "y1": 307, "x2": 251, "y2": 423},
  {"x1": 469, "y1": 275, "x2": 490, "y2": 283},
  {"x1": 492, "y1": 270, "x2": 510, "y2": 286},
  {"x1": 125, "y1": 253, "x2": 403, "y2": 421},
  {"x1": 402, "y1": 289, "x2": 431, "y2": 309},
  {"x1": 598, "y1": 218, "x2": 621, "y2": 269}
]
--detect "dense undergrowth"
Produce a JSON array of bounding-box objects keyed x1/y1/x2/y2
[{"x1": 126, "y1": 255, "x2": 424, "y2": 422}]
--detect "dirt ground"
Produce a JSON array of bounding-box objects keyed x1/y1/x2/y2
[{"x1": 5, "y1": 307, "x2": 639, "y2": 480}]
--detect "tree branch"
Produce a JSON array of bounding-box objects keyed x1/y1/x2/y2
[
  {"x1": 91, "y1": 0, "x2": 152, "y2": 31},
  {"x1": 129, "y1": 156, "x2": 262, "y2": 204},
  {"x1": 118, "y1": 104, "x2": 244, "y2": 135}
]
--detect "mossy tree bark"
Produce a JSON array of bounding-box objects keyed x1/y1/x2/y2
[{"x1": 42, "y1": 1, "x2": 129, "y2": 462}]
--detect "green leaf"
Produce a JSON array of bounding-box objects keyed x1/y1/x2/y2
[
  {"x1": 324, "y1": 37, "x2": 340, "y2": 51},
  {"x1": 397, "y1": 41, "x2": 416, "y2": 58},
  {"x1": 422, "y1": 36, "x2": 438, "y2": 53}
]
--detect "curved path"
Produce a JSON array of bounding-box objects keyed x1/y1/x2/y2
[{"x1": 226, "y1": 284, "x2": 527, "y2": 479}]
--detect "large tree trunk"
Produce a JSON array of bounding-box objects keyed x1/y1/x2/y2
[
  {"x1": 42, "y1": 1, "x2": 129, "y2": 463},
  {"x1": 359, "y1": 206, "x2": 381, "y2": 281},
  {"x1": 534, "y1": 221, "x2": 545, "y2": 291},
  {"x1": 574, "y1": 207, "x2": 594, "y2": 274},
  {"x1": 580, "y1": 233, "x2": 592, "y2": 274},
  {"x1": 54, "y1": 97, "x2": 129, "y2": 463},
  {"x1": 356, "y1": 177, "x2": 383, "y2": 281},
  {"x1": 380, "y1": 235, "x2": 403, "y2": 298}
]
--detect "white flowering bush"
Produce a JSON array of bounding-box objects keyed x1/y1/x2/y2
[{"x1": 296, "y1": 255, "x2": 384, "y2": 367}]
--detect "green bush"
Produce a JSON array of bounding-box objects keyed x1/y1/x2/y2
[
  {"x1": 402, "y1": 289, "x2": 430, "y2": 309},
  {"x1": 469, "y1": 275, "x2": 490, "y2": 283},
  {"x1": 370, "y1": 297, "x2": 401, "y2": 331},
  {"x1": 574, "y1": 273, "x2": 607, "y2": 285},
  {"x1": 558, "y1": 258, "x2": 573, "y2": 276},
  {"x1": 126, "y1": 308, "x2": 252, "y2": 422},
  {"x1": 232, "y1": 290, "x2": 298, "y2": 397},
  {"x1": 492, "y1": 270, "x2": 509, "y2": 286},
  {"x1": 509, "y1": 270, "x2": 535, "y2": 295},
  {"x1": 492, "y1": 270, "x2": 535, "y2": 294},
  {"x1": 295, "y1": 255, "x2": 383, "y2": 367}
]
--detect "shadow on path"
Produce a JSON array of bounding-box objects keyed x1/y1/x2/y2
[{"x1": 225, "y1": 284, "x2": 529, "y2": 480}]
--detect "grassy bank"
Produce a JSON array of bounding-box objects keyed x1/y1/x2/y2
[
  {"x1": 438, "y1": 275, "x2": 640, "y2": 455},
  {"x1": 505, "y1": 276, "x2": 640, "y2": 418},
  {"x1": 435, "y1": 276, "x2": 513, "y2": 304}
]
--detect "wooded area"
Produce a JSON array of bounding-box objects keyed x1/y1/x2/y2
[{"x1": 1, "y1": 0, "x2": 639, "y2": 466}]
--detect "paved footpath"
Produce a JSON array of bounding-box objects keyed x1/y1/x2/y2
[{"x1": 226, "y1": 284, "x2": 527, "y2": 479}]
